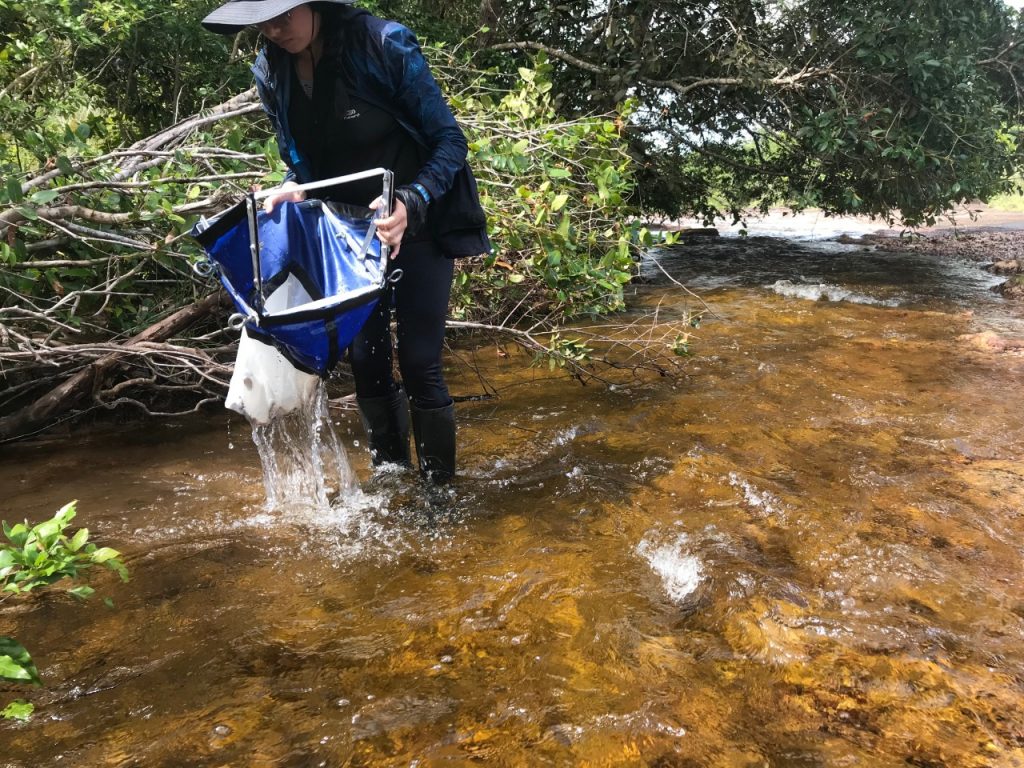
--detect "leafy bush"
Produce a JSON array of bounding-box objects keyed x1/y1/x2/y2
[{"x1": 444, "y1": 53, "x2": 650, "y2": 325}]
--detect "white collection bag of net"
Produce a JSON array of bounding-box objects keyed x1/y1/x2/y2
[{"x1": 225, "y1": 325, "x2": 320, "y2": 425}]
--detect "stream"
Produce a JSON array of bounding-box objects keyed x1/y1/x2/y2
[{"x1": 2, "y1": 234, "x2": 1023, "y2": 767}]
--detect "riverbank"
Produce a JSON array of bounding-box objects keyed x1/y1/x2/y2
[{"x1": 861, "y1": 211, "x2": 1024, "y2": 299}]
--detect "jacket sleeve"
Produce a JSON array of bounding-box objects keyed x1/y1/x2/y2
[
  {"x1": 253, "y1": 52, "x2": 302, "y2": 185},
  {"x1": 378, "y1": 24, "x2": 467, "y2": 202}
]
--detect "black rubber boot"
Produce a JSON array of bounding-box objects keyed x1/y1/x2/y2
[
  {"x1": 410, "y1": 401, "x2": 456, "y2": 484},
  {"x1": 356, "y1": 386, "x2": 411, "y2": 467}
]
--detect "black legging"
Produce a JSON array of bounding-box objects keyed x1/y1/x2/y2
[{"x1": 348, "y1": 237, "x2": 454, "y2": 409}]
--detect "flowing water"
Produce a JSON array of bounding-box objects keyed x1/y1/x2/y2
[{"x1": 2, "y1": 236, "x2": 1024, "y2": 767}]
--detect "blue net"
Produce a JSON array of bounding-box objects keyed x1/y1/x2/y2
[{"x1": 192, "y1": 198, "x2": 388, "y2": 375}]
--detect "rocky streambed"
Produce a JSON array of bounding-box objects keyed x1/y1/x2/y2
[
  {"x1": 865, "y1": 227, "x2": 1024, "y2": 299},
  {"x1": 660, "y1": 206, "x2": 1024, "y2": 299}
]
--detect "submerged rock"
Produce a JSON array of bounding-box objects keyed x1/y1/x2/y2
[
  {"x1": 991, "y1": 259, "x2": 1022, "y2": 274},
  {"x1": 957, "y1": 330, "x2": 1024, "y2": 353}
]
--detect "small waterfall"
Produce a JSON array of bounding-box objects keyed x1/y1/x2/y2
[{"x1": 250, "y1": 382, "x2": 356, "y2": 511}]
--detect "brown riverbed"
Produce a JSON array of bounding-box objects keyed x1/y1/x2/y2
[{"x1": 2, "y1": 237, "x2": 1024, "y2": 766}]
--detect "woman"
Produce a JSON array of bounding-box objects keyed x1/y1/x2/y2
[{"x1": 202, "y1": 0, "x2": 490, "y2": 484}]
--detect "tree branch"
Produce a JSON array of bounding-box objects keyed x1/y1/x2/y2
[
  {"x1": 0, "y1": 292, "x2": 226, "y2": 442},
  {"x1": 488, "y1": 41, "x2": 833, "y2": 96}
]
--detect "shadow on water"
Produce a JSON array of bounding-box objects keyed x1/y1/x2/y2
[{"x1": 2, "y1": 235, "x2": 1024, "y2": 766}]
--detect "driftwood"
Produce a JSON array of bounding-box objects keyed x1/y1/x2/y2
[
  {"x1": 0, "y1": 89, "x2": 268, "y2": 442},
  {"x1": 0, "y1": 293, "x2": 225, "y2": 442}
]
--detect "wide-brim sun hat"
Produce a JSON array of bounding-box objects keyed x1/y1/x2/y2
[{"x1": 201, "y1": 0, "x2": 354, "y2": 34}]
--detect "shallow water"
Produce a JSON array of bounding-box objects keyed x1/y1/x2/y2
[{"x1": 2, "y1": 238, "x2": 1024, "y2": 767}]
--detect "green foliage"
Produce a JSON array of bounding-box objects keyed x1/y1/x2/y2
[
  {"x1": 537, "y1": 333, "x2": 593, "y2": 371},
  {"x1": 483, "y1": 0, "x2": 1024, "y2": 225},
  {"x1": 0, "y1": 502, "x2": 129, "y2": 722},
  {"x1": 0, "y1": 0, "x2": 270, "y2": 356},
  {"x1": 0, "y1": 0, "x2": 246, "y2": 152},
  {"x1": 988, "y1": 174, "x2": 1024, "y2": 211},
  {"x1": 1, "y1": 698, "x2": 34, "y2": 721},
  {"x1": 0, "y1": 636, "x2": 40, "y2": 686},
  {"x1": 446, "y1": 54, "x2": 649, "y2": 324},
  {"x1": 1, "y1": 636, "x2": 40, "y2": 722},
  {"x1": 1, "y1": 500, "x2": 129, "y2": 598}
]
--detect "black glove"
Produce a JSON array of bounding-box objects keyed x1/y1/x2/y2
[{"x1": 394, "y1": 185, "x2": 428, "y2": 238}]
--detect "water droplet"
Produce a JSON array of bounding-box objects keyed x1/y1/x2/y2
[
  {"x1": 440, "y1": 655, "x2": 454, "y2": 664},
  {"x1": 213, "y1": 724, "x2": 232, "y2": 737},
  {"x1": 335, "y1": 698, "x2": 350, "y2": 708}
]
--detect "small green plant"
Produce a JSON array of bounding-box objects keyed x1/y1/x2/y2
[
  {"x1": 1, "y1": 501, "x2": 129, "y2": 721},
  {"x1": 0, "y1": 637, "x2": 40, "y2": 686},
  {"x1": 670, "y1": 333, "x2": 693, "y2": 357},
  {"x1": 1, "y1": 698, "x2": 35, "y2": 721},
  {"x1": 0, "y1": 637, "x2": 40, "y2": 722},
  {"x1": 1, "y1": 500, "x2": 129, "y2": 599}
]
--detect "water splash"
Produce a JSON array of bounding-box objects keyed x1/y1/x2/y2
[
  {"x1": 768, "y1": 278, "x2": 899, "y2": 306},
  {"x1": 250, "y1": 382, "x2": 356, "y2": 512},
  {"x1": 728, "y1": 472, "x2": 785, "y2": 521},
  {"x1": 237, "y1": 382, "x2": 445, "y2": 562},
  {"x1": 637, "y1": 531, "x2": 705, "y2": 604}
]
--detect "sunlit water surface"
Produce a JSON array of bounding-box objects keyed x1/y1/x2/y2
[{"x1": 2, "y1": 238, "x2": 1024, "y2": 767}]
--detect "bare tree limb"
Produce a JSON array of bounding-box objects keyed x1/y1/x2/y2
[
  {"x1": 0, "y1": 292, "x2": 225, "y2": 442},
  {"x1": 488, "y1": 41, "x2": 834, "y2": 96}
]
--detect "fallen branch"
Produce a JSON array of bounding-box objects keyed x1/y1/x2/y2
[{"x1": 0, "y1": 292, "x2": 225, "y2": 442}]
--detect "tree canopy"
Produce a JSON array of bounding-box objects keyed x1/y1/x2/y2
[{"x1": 382, "y1": 0, "x2": 1024, "y2": 224}]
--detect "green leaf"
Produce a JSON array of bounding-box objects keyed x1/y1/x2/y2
[
  {"x1": 0, "y1": 638, "x2": 41, "y2": 686},
  {"x1": 1, "y1": 700, "x2": 34, "y2": 721},
  {"x1": 90, "y1": 547, "x2": 121, "y2": 564},
  {"x1": 32, "y1": 518, "x2": 64, "y2": 544},
  {"x1": 29, "y1": 189, "x2": 59, "y2": 205},
  {"x1": 550, "y1": 194, "x2": 569, "y2": 212},
  {"x1": 0, "y1": 655, "x2": 34, "y2": 684},
  {"x1": 547, "y1": 168, "x2": 571, "y2": 179},
  {"x1": 5, "y1": 177, "x2": 23, "y2": 203},
  {"x1": 68, "y1": 527, "x2": 89, "y2": 552},
  {"x1": 67, "y1": 585, "x2": 95, "y2": 600}
]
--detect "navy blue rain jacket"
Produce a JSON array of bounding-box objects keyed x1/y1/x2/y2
[{"x1": 252, "y1": 6, "x2": 490, "y2": 257}]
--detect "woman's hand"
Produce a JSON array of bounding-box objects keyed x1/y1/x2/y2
[
  {"x1": 262, "y1": 180, "x2": 306, "y2": 213},
  {"x1": 370, "y1": 197, "x2": 408, "y2": 259}
]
